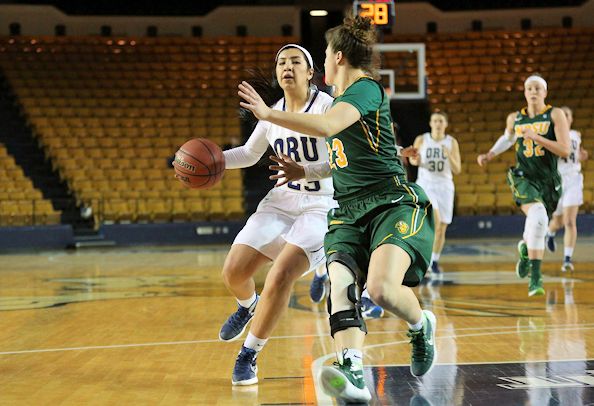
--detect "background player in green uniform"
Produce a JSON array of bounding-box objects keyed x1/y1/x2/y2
[
  {"x1": 239, "y1": 13, "x2": 437, "y2": 404},
  {"x1": 478, "y1": 75, "x2": 570, "y2": 297}
]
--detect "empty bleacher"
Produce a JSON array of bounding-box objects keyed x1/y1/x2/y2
[{"x1": 0, "y1": 36, "x2": 297, "y2": 223}]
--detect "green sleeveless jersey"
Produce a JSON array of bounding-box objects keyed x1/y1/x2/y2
[
  {"x1": 513, "y1": 105, "x2": 558, "y2": 178},
  {"x1": 327, "y1": 77, "x2": 406, "y2": 201}
]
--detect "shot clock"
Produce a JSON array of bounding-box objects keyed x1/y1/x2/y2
[{"x1": 353, "y1": 0, "x2": 395, "y2": 27}]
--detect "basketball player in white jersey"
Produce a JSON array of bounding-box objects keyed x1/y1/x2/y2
[
  {"x1": 409, "y1": 112, "x2": 462, "y2": 276},
  {"x1": 218, "y1": 44, "x2": 336, "y2": 386},
  {"x1": 545, "y1": 106, "x2": 588, "y2": 271}
]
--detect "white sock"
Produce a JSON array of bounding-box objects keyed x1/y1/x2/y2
[
  {"x1": 564, "y1": 247, "x2": 574, "y2": 258},
  {"x1": 407, "y1": 314, "x2": 425, "y2": 331},
  {"x1": 548, "y1": 229, "x2": 556, "y2": 237},
  {"x1": 339, "y1": 348, "x2": 363, "y2": 367},
  {"x1": 361, "y1": 289, "x2": 370, "y2": 299},
  {"x1": 431, "y1": 252, "x2": 440, "y2": 263},
  {"x1": 244, "y1": 331, "x2": 268, "y2": 352},
  {"x1": 237, "y1": 292, "x2": 257, "y2": 309},
  {"x1": 315, "y1": 264, "x2": 327, "y2": 277}
]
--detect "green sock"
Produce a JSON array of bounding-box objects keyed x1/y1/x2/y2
[{"x1": 529, "y1": 259, "x2": 542, "y2": 281}]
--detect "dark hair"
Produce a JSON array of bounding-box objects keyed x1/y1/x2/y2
[
  {"x1": 238, "y1": 66, "x2": 284, "y2": 126},
  {"x1": 431, "y1": 111, "x2": 449, "y2": 122},
  {"x1": 324, "y1": 12, "x2": 380, "y2": 80}
]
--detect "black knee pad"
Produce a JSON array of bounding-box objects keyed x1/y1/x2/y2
[{"x1": 326, "y1": 252, "x2": 367, "y2": 337}]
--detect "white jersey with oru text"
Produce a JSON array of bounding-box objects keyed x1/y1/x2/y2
[
  {"x1": 250, "y1": 89, "x2": 334, "y2": 195},
  {"x1": 417, "y1": 132, "x2": 454, "y2": 183},
  {"x1": 557, "y1": 129, "x2": 582, "y2": 175}
]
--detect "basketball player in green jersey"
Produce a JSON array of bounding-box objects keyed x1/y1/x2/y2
[
  {"x1": 239, "y1": 13, "x2": 437, "y2": 403},
  {"x1": 478, "y1": 75, "x2": 570, "y2": 297}
]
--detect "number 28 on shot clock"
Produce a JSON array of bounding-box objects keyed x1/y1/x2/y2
[{"x1": 353, "y1": 0, "x2": 395, "y2": 26}]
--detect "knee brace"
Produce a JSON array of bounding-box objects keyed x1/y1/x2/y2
[
  {"x1": 326, "y1": 252, "x2": 367, "y2": 337},
  {"x1": 524, "y1": 202, "x2": 548, "y2": 250}
]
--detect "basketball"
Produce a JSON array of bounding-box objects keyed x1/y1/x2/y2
[{"x1": 173, "y1": 138, "x2": 225, "y2": 189}]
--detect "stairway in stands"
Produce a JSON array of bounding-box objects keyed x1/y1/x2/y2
[{"x1": 0, "y1": 71, "x2": 95, "y2": 235}]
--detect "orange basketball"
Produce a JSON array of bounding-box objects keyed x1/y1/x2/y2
[{"x1": 173, "y1": 138, "x2": 225, "y2": 189}]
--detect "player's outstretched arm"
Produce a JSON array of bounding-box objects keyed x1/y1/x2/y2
[
  {"x1": 478, "y1": 112, "x2": 518, "y2": 167},
  {"x1": 268, "y1": 153, "x2": 332, "y2": 186},
  {"x1": 239, "y1": 81, "x2": 360, "y2": 138},
  {"x1": 408, "y1": 136, "x2": 423, "y2": 166}
]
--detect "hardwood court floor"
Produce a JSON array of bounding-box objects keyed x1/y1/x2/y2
[{"x1": 0, "y1": 239, "x2": 592, "y2": 406}]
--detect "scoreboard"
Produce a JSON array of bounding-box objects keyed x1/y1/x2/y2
[{"x1": 353, "y1": 0, "x2": 395, "y2": 27}]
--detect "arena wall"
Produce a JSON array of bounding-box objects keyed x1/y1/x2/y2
[{"x1": 0, "y1": 2, "x2": 593, "y2": 37}]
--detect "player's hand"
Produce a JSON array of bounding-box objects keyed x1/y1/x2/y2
[
  {"x1": 442, "y1": 145, "x2": 451, "y2": 158},
  {"x1": 522, "y1": 128, "x2": 538, "y2": 141},
  {"x1": 238, "y1": 81, "x2": 271, "y2": 120},
  {"x1": 269, "y1": 152, "x2": 305, "y2": 187},
  {"x1": 477, "y1": 151, "x2": 494, "y2": 167},
  {"x1": 401, "y1": 146, "x2": 419, "y2": 159},
  {"x1": 579, "y1": 146, "x2": 588, "y2": 162}
]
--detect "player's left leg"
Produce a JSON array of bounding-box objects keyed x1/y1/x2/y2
[
  {"x1": 232, "y1": 243, "x2": 310, "y2": 386},
  {"x1": 520, "y1": 202, "x2": 548, "y2": 297},
  {"x1": 561, "y1": 205, "x2": 579, "y2": 271},
  {"x1": 546, "y1": 196, "x2": 565, "y2": 253}
]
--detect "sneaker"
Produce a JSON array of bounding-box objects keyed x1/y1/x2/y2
[
  {"x1": 430, "y1": 261, "x2": 442, "y2": 276},
  {"x1": 528, "y1": 277, "x2": 545, "y2": 297},
  {"x1": 545, "y1": 234, "x2": 557, "y2": 253},
  {"x1": 516, "y1": 240, "x2": 530, "y2": 279},
  {"x1": 361, "y1": 296, "x2": 384, "y2": 318},
  {"x1": 232, "y1": 345, "x2": 259, "y2": 386},
  {"x1": 561, "y1": 257, "x2": 574, "y2": 272},
  {"x1": 219, "y1": 296, "x2": 258, "y2": 341},
  {"x1": 319, "y1": 355, "x2": 372, "y2": 403},
  {"x1": 408, "y1": 310, "x2": 437, "y2": 377},
  {"x1": 309, "y1": 273, "x2": 328, "y2": 303}
]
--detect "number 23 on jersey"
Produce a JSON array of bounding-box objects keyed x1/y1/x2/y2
[{"x1": 327, "y1": 139, "x2": 348, "y2": 170}]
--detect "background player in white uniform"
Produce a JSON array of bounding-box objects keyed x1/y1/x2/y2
[
  {"x1": 409, "y1": 112, "x2": 461, "y2": 276},
  {"x1": 545, "y1": 106, "x2": 588, "y2": 271},
  {"x1": 218, "y1": 44, "x2": 336, "y2": 386}
]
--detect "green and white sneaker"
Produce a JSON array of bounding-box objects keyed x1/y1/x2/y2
[
  {"x1": 319, "y1": 356, "x2": 371, "y2": 403},
  {"x1": 516, "y1": 240, "x2": 530, "y2": 279},
  {"x1": 529, "y1": 277, "x2": 545, "y2": 297},
  {"x1": 408, "y1": 310, "x2": 437, "y2": 377}
]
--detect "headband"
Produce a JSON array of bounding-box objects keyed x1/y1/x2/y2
[
  {"x1": 275, "y1": 44, "x2": 314, "y2": 69},
  {"x1": 524, "y1": 76, "x2": 547, "y2": 91}
]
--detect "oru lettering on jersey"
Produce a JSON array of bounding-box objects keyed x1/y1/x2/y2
[{"x1": 273, "y1": 136, "x2": 319, "y2": 163}]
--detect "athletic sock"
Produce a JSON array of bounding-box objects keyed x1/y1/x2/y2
[
  {"x1": 547, "y1": 229, "x2": 556, "y2": 237},
  {"x1": 237, "y1": 292, "x2": 257, "y2": 309},
  {"x1": 529, "y1": 259, "x2": 542, "y2": 281},
  {"x1": 430, "y1": 252, "x2": 440, "y2": 264},
  {"x1": 564, "y1": 247, "x2": 574, "y2": 259},
  {"x1": 340, "y1": 348, "x2": 363, "y2": 367},
  {"x1": 407, "y1": 315, "x2": 425, "y2": 332},
  {"x1": 244, "y1": 331, "x2": 268, "y2": 352}
]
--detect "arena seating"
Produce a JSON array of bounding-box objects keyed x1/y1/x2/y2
[
  {"x1": 1, "y1": 30, "x2": 592, "y2": 222},
  {"x1": 384, "y1": 27, "x2": 594, "y2": 215},
  {"x1": 0, "y1": 36, "x2": 295, "y2": 223},
  {"x1": 0, "y1": 143, "x2": 61, "y2": 226}
]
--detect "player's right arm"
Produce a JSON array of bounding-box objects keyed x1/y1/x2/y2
[
  {"x1": 477, "y1": 112, "x2": 518, "y2": 167},
  {"x1": 407, "y1": 135, "x2": 424, "y2": 166},
  {"x1": 223, "y1": 121, "x2": 270, "y2": 169}
]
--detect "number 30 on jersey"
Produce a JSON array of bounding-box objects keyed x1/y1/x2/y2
[{"x1": 327, "y1": 139, "x2": 348, "y2": 170}]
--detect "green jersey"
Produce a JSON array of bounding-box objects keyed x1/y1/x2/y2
[
  {"x1": 327, "y1": 77, "x2": 406, "y2": 201},
  {"x1": 513, "y1": 105, "x2": 559, "y2": 178}
]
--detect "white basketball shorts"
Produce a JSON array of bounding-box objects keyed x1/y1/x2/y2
[
  {"x1": 415, "y1": 178, "x2": 455, "y2": 224},
  {"x1": 233, "y1": 187, "x2": 337, "y2": 273},
  {"x1": 553, "y1": 172, "x2": 583, "y2": 216}
]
